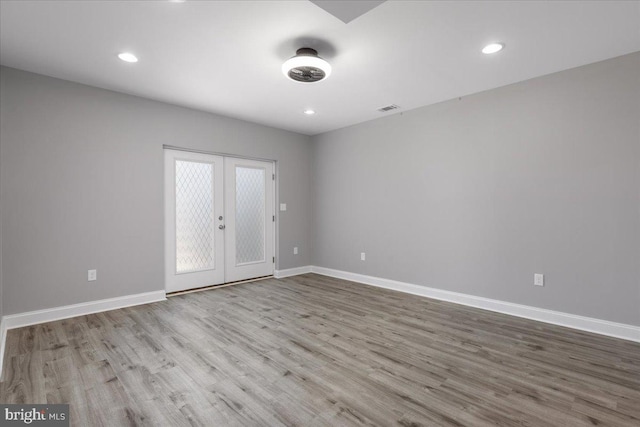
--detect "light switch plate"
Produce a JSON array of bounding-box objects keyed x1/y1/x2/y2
[
  {"x1": 361, "y1": 252, "x2": 366, "y2": 261},
  {"x1": 294, "y1": 247, "x2": 299, "y2": 255},
  {"x1": 534, "y1": 273, "x2": 544, "y2": 287},
  {"x1": 88, "y1": 269, "x2": 97, "y2": 282},
  {"x1": 280, "y1": 203, "x2": 287, "y2": 211}
]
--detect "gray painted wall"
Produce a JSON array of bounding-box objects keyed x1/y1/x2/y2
[
  {"x1": 0, "y1": 65, "x2": 3, "y2": 321},
  {"x1": 0, "y1": 66, "x2": 312, "y2": 316},
  {"x1": 2, "y1": 53, "x2": 639, "y2": 326},
  {"x1": 312, "y1": 53, "x2": 640, "y2": 326}
]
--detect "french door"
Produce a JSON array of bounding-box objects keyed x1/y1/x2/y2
[{"x1": 165, "y1": 149, "x2": 274, "y2": 293}]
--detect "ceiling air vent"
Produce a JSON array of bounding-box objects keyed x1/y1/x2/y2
[{"x1": 377, "y1": 104, "x2": 400, "y2": 113}]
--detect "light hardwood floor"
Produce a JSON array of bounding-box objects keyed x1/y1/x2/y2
[{"x1": 1, "y1": 274, "x2": 639, "y2": 426}]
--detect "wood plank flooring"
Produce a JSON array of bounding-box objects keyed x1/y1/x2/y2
[{"x1": 1, "y1": 273, "x2": 639, "y2": 426}]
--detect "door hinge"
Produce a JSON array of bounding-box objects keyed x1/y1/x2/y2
[
  {"x1": 272, "y1": 173, "x2": 275, "y2": 180},
  {"x1": 272, "y1": 256, "x2": 275, "y2": 263},
  {"x1": 273, "y1": 215, "x2": 275, "y2": 222}
]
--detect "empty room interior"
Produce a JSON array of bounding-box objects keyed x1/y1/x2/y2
[{"x1": 0, "y1": 0, "x2": 639, "y2": 426}]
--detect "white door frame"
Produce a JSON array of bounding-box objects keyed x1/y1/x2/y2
[{"x1": 164, "y1": 146, "x2": 277, "y2": 293}]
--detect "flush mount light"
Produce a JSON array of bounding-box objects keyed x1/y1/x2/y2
[
  {"x1": 303, "y1": 109, "x2": 316, "y2": 115},
  {"x1": 118, "y1": 52, "x2": 138, "y2": 63},
  {"x1": 282, "y1": 48, "x2": 331, "y2": 83},
  {"x1": 482, "y1": 43, "x2": 504, "y2": 54}
]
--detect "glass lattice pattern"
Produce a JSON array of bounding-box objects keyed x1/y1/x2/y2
[
  {"x1": 235, "y1": 166, "x2": 266, "y2": 264},
  {"x1": 175, "y1": 160, "x2": 215, "y2": 273}
]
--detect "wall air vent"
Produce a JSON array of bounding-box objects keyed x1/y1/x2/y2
[{"x1": 377, "y1": 104, "x2": 400, "y2": 112}]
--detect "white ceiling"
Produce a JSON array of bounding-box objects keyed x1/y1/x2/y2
[{"x1": 1, "y1": 0, "x2": 639, "y2": 136}]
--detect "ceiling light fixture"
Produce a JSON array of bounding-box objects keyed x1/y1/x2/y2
[
  {"x1": 482, "y1": 43, "x2": 504, "y2": 54},
  {"x1": 118, "y1": 52, "x2": 138, "y2": 63},
  {"x1": 282, "y1": 48, "x2": 331, "y2": 83},
  {"x1": 303, "y1": 109, "x2": 316, "y2": 115}
]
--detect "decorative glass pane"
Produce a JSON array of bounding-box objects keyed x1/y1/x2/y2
[
  {"x1": 235, "y1": 167, "x2": 265, "y2": 264},
  {"x1": 175, "y1": 160, "x2": 215, "y2": 273}
]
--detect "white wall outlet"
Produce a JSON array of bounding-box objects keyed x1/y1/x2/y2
[
  {"x1": 88, "y1": 269, "x2": 97, "y2": 282},
  {"x1": 293, "y1": 247, "x2": 299, "y2": 255},
  {"x1": 534, "y1": 273, "x2": 544, "y2": 287},
  {"x1": 361, "y1": 252, "x2": 366, "y2": 261},
  {"x1": 280, "y1": 203, "x2": 287, "y2": 211}
]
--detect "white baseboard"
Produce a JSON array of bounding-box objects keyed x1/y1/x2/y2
[
  {"x1": 0, "y1": 317, "x2": 6, "y2": 382},
  {"x1": 2, "y1": 290, "x2": 166, "y2": 331},
  {"x1": 310, "y1": 266, "x2": 640, "y2": 343},
  {"x1": 274, "y1": 265, "x2": 312, "y2": 278},
  {"x1": 0, "y1": 290, "x2": 166, "y2": 380}
]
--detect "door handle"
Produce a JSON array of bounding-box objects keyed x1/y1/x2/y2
[{"x1": 219, "y1": 225, "x2": 226, "y2": 230}]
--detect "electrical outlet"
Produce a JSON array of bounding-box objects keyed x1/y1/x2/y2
[
  {"x1": 294, "y1": 247, "x2": 299, "y2": 255},
  {"x1": 280, "y1": 203, "x2": 287, "y2": 211},
  {"x1": 88, "y1": 269, "x2": 97, "y2": 282},
  {"x1": 534, "y1": 273, "x2": 544, "y2": 287},
  {"x1": 361, "y1": 252, "x2": 366, "y2": 261}
]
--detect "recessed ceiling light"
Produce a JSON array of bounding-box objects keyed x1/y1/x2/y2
[
  {"x1": 169, "y1": 0, "x2": 186, "y2": 3},
  {"x1": 482, "y1": 43, "x2": 504, "y2": 54},
  {"x1": 283, "y1": 48, "x2": 331, "y2": 83},
  {"x1": 118, "y1": 52, "x2": 138, "y2": 63},
  {"x1": 303, "y1": 109, "x2": 316, "y2": 115}
]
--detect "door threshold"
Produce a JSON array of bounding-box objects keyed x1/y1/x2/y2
[{"x1": 166, "y1": 275, "x2": 274, "y2": 297}]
